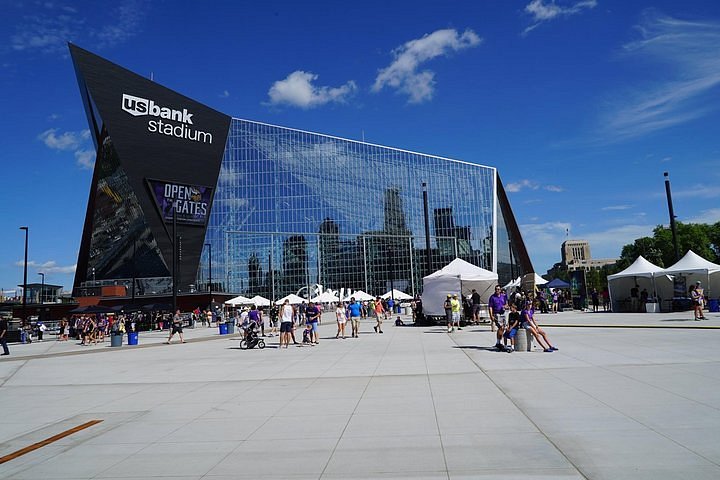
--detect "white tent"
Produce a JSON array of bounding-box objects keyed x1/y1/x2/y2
[
  {"x1": 662, "y1": 250, "x2": 720, "y2": 299},
  {"x1": 224, "y1": 294, "x2": 254, "y2": 306},
  {"x1": 381, "y1": 289, "x2": 413, "y2": 301},
  {"x1": 343, "y1": 290, "x2": 374, "y2": 302},
  {"x1": 503, "y1": 274, "x2": 547, "y2": 290},
  {"x1": 274, "y1": 293, "x2": 306, "y2": 305},
  {"x1": 606, "y1": 256, "x2": 670, "y2": 312},
  {"x1": 249, "y1": 295, "x2": 271, "y2": 307},
  {"x1": 310, "y1": 291, "x2": 340, "y2": 303},
  {"x1": 422, "y1": 258, "x2": 498, "y2": 316}
]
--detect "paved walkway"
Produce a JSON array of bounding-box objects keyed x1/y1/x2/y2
[{"x1": 1, "y1": 310, "x2": 720, "y2": 479}]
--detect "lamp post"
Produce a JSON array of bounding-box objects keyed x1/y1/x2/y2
[
  {"x1": 663, "y1": 172, "x2": 680, "y2": 263},
  {"x1": 205, "y1": 243, "x2": 212, "y2": 294},
  {"x1": 422, "y1": 182, "x2": 432, "y2": 276},
  {"x1": 38, "y1": 272, "x2": 45, "y2": 304},
  {"x1": 20, "y1": 226, "x2": 28, "y2": 327}
]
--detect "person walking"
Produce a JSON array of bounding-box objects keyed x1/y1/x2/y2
[
  {"x1": 471, "y1": 289, "x2": 482, "y2": 324},
  {"x1": 0, "y1": 316, "x2": 9, "y2": 355},
  {"x1": 444, "y1": 294, "x2": 453, "y2": 333},
  {"x1": 279, "y1": 299, "x2": 295, "y2": 348},
  {"x1": 373, "y1": 297, "x2": 385, "y2": 333},
  {"x1": 166, "y1": 309, "x2": 186, "y2": 344},
  {"x1": 347, "y1": 297, "x2": 362, "y2": 337},
  {"x1": 335, "y1": 303, "x2": 347, "y2": 339},
  {"x1": 691, "y1": 282, "x2": 706, "y2": 320}
]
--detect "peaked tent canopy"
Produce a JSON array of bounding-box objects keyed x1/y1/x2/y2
[
  {"x1": 662, "y1": 250, "x2": 720, "y2": 298},
  {"x1": 606, "y1": 256, "x2": 671, "y2": 312},
  {"x1": 381, "y1": 289, "x2": 413, "y2": 301},
  {"x1": 275, "y1": 293, "x2": 306, "y2": 305},
  {"x1": 249, "y1": 295, "x2": 271, "y2": 307},
  {"x1": 422, "y1": 258, "x2": 498, "y2": 316},
  {"x1": 504, "y1": 274, "x2": 547, "y2": 290},
  {"x1": 310, "y1": 291, "x2": 340, "y2": 303},
  {"x1": 343, "y1": 290, "x2": 374, "y2": 302},
  {"x1": 545, "y1": 278, "x2": 570, "y2": 289},
  {"x1": 225, "y1": 294, "x2": 254, "y2": 306}
]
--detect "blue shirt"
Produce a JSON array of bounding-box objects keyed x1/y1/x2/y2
[{"x1": 347, "y1": 302, "x2": 362, "y2": 317}]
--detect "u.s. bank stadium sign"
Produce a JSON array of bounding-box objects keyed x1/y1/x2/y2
[
  {"x1": 122, "y1": 94, "x2": 213, "y2": 144},
  {"x1": 147, "y1": 179, "x2": 214, "y2": 225}
]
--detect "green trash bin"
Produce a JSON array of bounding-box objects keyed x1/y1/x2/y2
[{"x1": 226, "y1": 321, "x2": 235, "y2": 334}]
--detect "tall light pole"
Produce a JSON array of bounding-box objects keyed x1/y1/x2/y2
[
  {"x1": 664, "y1": 172, "x2": 680, "y2": 263},
  {"x1": 38, "y1": 272, "x2": 45, "y2": 304},
  {"x1": 20, "y1": 226, "x2": 28, "y2": 327},
  {"x1": 205, "y1": 243, "x2": 212, "y2": 294}
]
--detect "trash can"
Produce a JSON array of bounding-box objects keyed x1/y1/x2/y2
[
  {"x1": 226, "y1": 321, "x2": 235, "y2": 334},
  {"x1": 127, "y1": 332, "x2": 139, "y2": 345},
  {"x1": 110, "y1": 333, "x2": 123, "y2": 347},
  {"x1": 219, "y1": 323, "x2": 228, "y2": 335},
  {"x1": 710, "y1": 299, "x2": 720, "y2": 313}
]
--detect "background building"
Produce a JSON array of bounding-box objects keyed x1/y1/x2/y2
[{"x1": 70, "y1": 45, "x2": 533, "y2": 301}]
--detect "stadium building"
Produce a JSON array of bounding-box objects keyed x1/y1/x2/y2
[{"x1": 69, "y1": 44, "x2": 533, "y2": 303}]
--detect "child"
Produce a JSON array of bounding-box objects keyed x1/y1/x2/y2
[
  {"x1": 302, "y1": 324, "x2": 313, "y2": 345},
  {"x1": 503, "y1": 304, "x2": 521, "y2": 352},
  {"x1": 395, "y1": 316, "x2": 405, "y2": 326}
]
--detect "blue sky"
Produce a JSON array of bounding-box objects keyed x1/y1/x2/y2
[{"x1": 2, "y1": 0, "x2": 720, "y2": 295}]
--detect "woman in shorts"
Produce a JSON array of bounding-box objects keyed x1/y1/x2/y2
[
  {"x1": 335, "y1": 303, "x2": 348, "y2": 339},
  {"x1": 521, "y1": 301, "x2": 557, "y2": 353}
]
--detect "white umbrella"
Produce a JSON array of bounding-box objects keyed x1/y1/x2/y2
[
  {"x1": 224, "y1": 294, "x2": 253, "y2": 306},
  {"x1": 275, "y1": 293, "x2": 306, "y2": 305},
  {"x1": 249, "y1": 295, "x2": 271, "y2": 307},
  {"x1": 310, "y1": 291, "x2": 340, "y2": 303},
  {"x1": 343, "y1": 290, "x2": 374, "y2": 302},
  {"x1": 381, "y1": 289, "x2": 413, "y2": 300}
]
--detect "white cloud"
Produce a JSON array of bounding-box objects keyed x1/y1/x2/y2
[
  {"x1": 601, "y1": 205, "x2": 633, "y2": 211},
  {"x1": 673, "y1": 184, "x2": 720, "y2": 199},
  {"x1": 520, "y1": 221, "x2": 654, "y2": 272},
  {"x1": 686, "y1": 208, "x2": 720, "y2": 224},
  {"x1": 38, "y1": 128, "x2": 87, "y2": 150},
  {"x1": 505, "y1": 179, "x2": 563, "y2": 193},
  {"x1": 39, "y1": 128, "x2": 95, "y2": 170},
  {"x1": 601, "y1": 11, "x2": 720, "y2": 141},
  {"x1": 15, "y1": 260, "x2": 77, "y2": 274},
  {"x1": 10, "y1": 0, "x2": 144, "y2": 54},
  {"x1": 523, "y1": 0, "x2": 597, "y2": 35},
  {"x1": 372, "y1": 28, "x2": 481, "y2": 104},
  {"x1": 267, "y1": 71, "x2": 357, "y2": 109},
  {"x1": 74, "y1": 149, "x2": 96, "y2": 169},
  {"x1": 220, "y1": 90, "x2": 230, "y2": 98}
]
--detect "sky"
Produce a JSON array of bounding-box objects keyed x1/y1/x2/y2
[{"x1": 1, "y1": 0, "x2": 720, "y2": 295}]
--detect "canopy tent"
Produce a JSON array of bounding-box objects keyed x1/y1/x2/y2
[
  {"x1": 422, "y1": 258, "x2": 498, "y2": 316},
  {"x1": 342, "y1": 290, "x2": 374, "y2": 302},
  {"x1": 504, "y1": 274, "x2": 547, "y2": 290},
  {"x1": 662, "y1": 250, "x2": 720, "y2": 298},
  {"x1": 381, "y1": 289, "x2": 413, "y2": 301},
  {"x1": 545, "y1": 278, "x2": 570, "y2": 289},
  {"x1": 224, "y1": 294, "x2": 254, "y2": 306},
  {"x1": 274, "y1": 293, "x2": 306, "y2": 305},
  {"x1": 310, "y1": 291, "x2": 340, "y2": 303},
  {"x1": 249, "y1": 295, "x2": 271, "y2": 307},
  {"x1": 606, "y1": 255, "x2": 671, "y2": 312}
]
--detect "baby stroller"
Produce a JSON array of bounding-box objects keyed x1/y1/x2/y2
[{"x1": 239, "y1": 321, "x2": 265, "y2": 350}]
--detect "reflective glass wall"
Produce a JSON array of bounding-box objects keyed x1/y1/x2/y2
[{"x1": 199, "y1": 119, "x2": 500, "y2": 299}]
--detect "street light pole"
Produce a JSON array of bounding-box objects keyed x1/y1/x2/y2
[
  {"x1": 20, "y1": 226, "x2": 28, "y2": 327},
  {"x1": 205, "y1": 243, "x2": 212, "y2": 294},
  {"x1": 663, "y1": 172, "x2": 680, "y2": 263},
  {"x1": 422, "y1": 182, "x2": 432, "y2": 276},
  {"x1": 38, "y1": 272, "x2": 45, "y2": 304}
]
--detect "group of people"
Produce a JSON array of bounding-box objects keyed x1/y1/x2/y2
[
  {"x1": 228, "y1": 295, "x2": 396, "y2": 349},
  {"x1": 487, "y1": 285, "x2": 558, "y2": 353}
]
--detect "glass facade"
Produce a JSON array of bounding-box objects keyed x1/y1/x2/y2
[{"x1": 198, "y1": 119, "x2": 523, "y2": 299}]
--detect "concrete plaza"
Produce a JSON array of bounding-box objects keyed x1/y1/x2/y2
[{"x1": 1, "y1": 309, "x2": 720, "y2": 479}]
